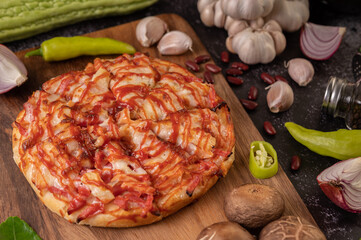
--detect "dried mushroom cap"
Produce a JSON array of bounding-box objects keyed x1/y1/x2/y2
[
  {"x1": 196, "y1": 222, "x2": 255, "y2": 240},
  {"x1": 259, "y1": 216, "x2": 327, "y2": 240},
  {"x1": 224, "y1": 184, "x2": 285, "y2": 229}
]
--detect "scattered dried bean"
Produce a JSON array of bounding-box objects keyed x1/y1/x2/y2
[
  {"x1": 205, "y1": 63, "x2": 222, "y2": 73},
  {"x1": 275, "y1": 75, "x2": 288, "y2": 84},
  {"x1": 261, "y1": 72, "x2": 276, "y2": 85},
  {"x1": 240, "y1": 99, "x2": 258, "y2": 110},
  {"x1": 185, "y1": 60, "x2": 200, "y2": 72},
  {"x1": 231, "y1": 62, "x2": 249, "y2": 71},
  {"x1": 227, "y1": 76, "x2": 243, "y2": 85},
  {"x1": 226, "y1": 68, "x2": 243, "y2": 76},
  {"x1": 195, "y1": 55, "x2": 211, "y2": 64},
  {"x1": 203, "y1": 70, "x2": 214, "y2": 84},
  {"x1": 221, "y1": 51, "x2": 229, "y2": 63},
  {"x1": 291, "y1": 155, "x2": 301, "y2": 170},
  {"x1": 263, "y1": 121, "x2": 276, "y2": 135},
  {"x1": 248, "y1": 86, "x2": 258, "y2": 100}
]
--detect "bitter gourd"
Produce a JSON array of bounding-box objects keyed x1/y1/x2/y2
[{"x1": 0, "y1": 0, "x2": 158, "y2": 43}]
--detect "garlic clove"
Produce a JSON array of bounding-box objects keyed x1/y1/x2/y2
[
  {"x1": 0, "y1": 44, "x2": 28, "y2": 94},
  {"x1": 286, "y1": 58, "x2": 314, "y2": 86},
  {"x1": 136, "y1": 16, "x2": 168, "y2": 47},
  {"x1": 227, "y1": 20, "x2": 249, "y2": 37},
  {"x1": 157, "y1": 31, "x2": 193, "y2": 56},
  {"x1": 224, "y1": 16, "x2": 236, "y2": 30},
  {"x1": 197, "y1": 0, "x2": 218, "y2": 12},
  {"x1": 213, "y1": 1, "x2": 226, "y2": 28},
  {"x1": 200, "y1": 2, "x2": 216, "y2": 27},
  {"x1": 248, "y1": 17, "x2": 264, "y2": 29},
  {"x1": 267, "y1": 81, "x2": 294, "y2": 113},
  {"x1": 225, "y1": 36, "x2": 236, "y2": 53},
  {"x1": 263, "y1": 20, "x2": 282, "y2": 32},
  {"x1": 269, "y1": 31, "x2": 286, "y2": 55}
]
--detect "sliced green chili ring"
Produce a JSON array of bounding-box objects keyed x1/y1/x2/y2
[{"x1": 249, "y1": 141, "x2": 278, "y2": 179}]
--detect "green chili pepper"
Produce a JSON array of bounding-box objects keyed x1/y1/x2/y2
[
  {"x1": 25, "y1": 36, "x2": 136, "y2": 61},
  {"x1": 249, "y1": 141, "x2": 278, "y2": 179},
  {"x1": 285, "y1": 122, "x2": 361, "y2": 160}
]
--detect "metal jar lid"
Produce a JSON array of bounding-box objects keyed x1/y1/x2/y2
[{"x1": 322, "y1": 77, "x2": 347, "y2": 117}]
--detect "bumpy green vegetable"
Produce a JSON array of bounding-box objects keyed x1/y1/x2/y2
[
  {"x1": 25, "y1": 36, "x2": 136, "y2": 61},
  {"x1": 0, "y1": 0, "x2": 158, "y2": 43},
  {"x1": 285, "y1": 122, "x2": 361, "y2": 160},
  {"x1": 0, "y1": 216, "x2": 42, "y2": 240}
]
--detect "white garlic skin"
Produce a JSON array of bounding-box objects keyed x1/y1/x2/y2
[
  {"x1": 157, "y1": 31, "x2": 193, "y2": 56},
  {"x1": 232, "y1": 28, "x2": 276, "y2": 64},
  {"x1": 197, "y1": 0, "x2": 218, "y2": 12},
  {"x1": 227, "y1": 20, "x2": 249, "y2": 36},
  {"x1": 213, "y1": 1, "x2": 226, "y2": 28},
  {"x1": 221, "y1": 0, "x2": 275, "y2": 20},
  {"x1": 200, "y1": 2, "x2": 216, "y2": 27},
  {"x1": 267, "y1": 81, "x2": 294, "y2": 113},
  {"x1": 286, "y1": 58, "x2": 314, "y2": 86},
  {"x1": 136, "y1": 16, "x2": 168, "y2": 47},
  {"x1": 248, "y1": 17, "x2": 264, "y2": 29}
]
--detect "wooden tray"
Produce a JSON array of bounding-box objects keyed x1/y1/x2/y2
[{"x1": 0, "y1": 14, "x2": 317, "y2": 240}]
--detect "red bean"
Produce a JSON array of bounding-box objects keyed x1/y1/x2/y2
[
  {"x1": 226, "y1": 68, "x2": 243, "y2": 76},
  {"x1": 240, "y1": 99, "x2": 258, "y2": 110},
  {"x1": 185, "y1": 60, "x2": 200, "y2": 72},
  {"x1": 275, "y1": 75, "x2": 288, "y2": 84},
  {"x1": 291, "y1": 155, "x2": 301, "y2": 170},
  {"x1": 263, "y1": 121, "x2": 276, "y2": 135},
  {"x1": 231, "y1": 62, "x2": 249, "y2": 71},
  {"x1": 195, "y1": 55, "x2": 211, "y2": 64},
  {"x1": 261, "y1": 72, "x2": 276, "y2": 85},
  {"x1": 227, "y1": 76, "x2": 243, "y2": 85},
  {"x1": 221, "y1": 51, "x2": 229, "y2": 63},
  {"x1": 203, "y1": 70, "x2": 214, "y2": 84},
  {"x1": 248, "y1": 86, "x2": 258, "y2": 100},
  {"x1": 205, "y1": 63, "x2": 222, "y2": 73}
]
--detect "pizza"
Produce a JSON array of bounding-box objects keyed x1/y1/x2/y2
[{"x1": 12, "y1": 53, "x2": 235, "y2": 227}]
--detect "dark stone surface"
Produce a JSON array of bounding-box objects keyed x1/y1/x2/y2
[{"x1": 5, "y1": 0, "x2": 361, "y2": 239}]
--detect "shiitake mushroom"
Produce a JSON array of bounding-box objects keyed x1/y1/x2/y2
[
  {"x1": 196, "y1": 222, "x2": 255, "y2": 240},
  {"x1": 224, "y1": 183, "x2": 285, "y2": 228},
  {"x1": 259, "y1": 216, "x2": 326, "y2": 240}
]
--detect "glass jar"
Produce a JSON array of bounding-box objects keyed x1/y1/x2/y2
[{"x1": 322, "y1": 77, "x2": 361, "y2": 129}]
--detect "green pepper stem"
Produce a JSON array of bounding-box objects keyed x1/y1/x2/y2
[{"x1": 25, "y1": 48, "x2": 43, "y2": 58}]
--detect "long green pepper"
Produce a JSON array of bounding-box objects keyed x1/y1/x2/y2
[
  {"x1": 25, "y1": 36, "x2": 136, "y2": 61},
  {"x1": 285, "y1": 122, "x2": 361, "y2": 160},
  {"x1": 0, "y1": 0, "x2": 158, "y2": 43}
]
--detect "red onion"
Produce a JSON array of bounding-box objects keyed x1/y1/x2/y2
[
  {"x1": 317, "y1": 157, "x2": 361, "y2": 213},
  {"x1": 0, "y1": 44, "x2": 28, "y2": 94},
  {"x1": 300, "y1": 22, "x2": 346, "y2": 61}
]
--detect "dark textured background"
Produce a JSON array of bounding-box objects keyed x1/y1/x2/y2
[{"x1": 5, "y1": 0, "x2": 361, "y2": 239}]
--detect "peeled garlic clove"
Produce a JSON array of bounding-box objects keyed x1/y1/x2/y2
[
  {"x1": 267, "y1": 81, "x2": 294, "y2": 113},
  {"x1": 200, "y1": 2, "x2": 216, "y2": 27},
  {"x1": 136, "y1": 16, "x2": 168, "y2": 47},
  {"x1": 227, "y1": 20, "x2": 249, "y2": 36},
  {"x1": 286, "y1": 58, "x2": 314, "y2": 86},
  {"x1": 157, "y1": 31, "x2": 193, "y2": 55},
  {"x1": 269, "y1": 31, "x2": 286, "y2": 55}
]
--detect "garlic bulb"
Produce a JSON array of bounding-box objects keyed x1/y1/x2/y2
[
  {"x1": 157, "y1": 31, "x2": 193, "y2": 55},
  {"x1": 221, "y1": 0, "x2": 274, "y2": 20},
  {"x1": 264, "y1": 0, "x2": 309, "y2": 32},
  {"x1": 136, "y1": 16, "x2": 168, "y2": 47},
  {"x1": 229, "y1": 20, "x2": 285, "y2": 64},
  {"x1": 286, "y1": 58, "x2": 314, "y2": 86},
  {"x1": 267, "y1": 81, "x2": 294, "y2": 113}
]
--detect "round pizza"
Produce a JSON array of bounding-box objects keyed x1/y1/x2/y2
[{"x1": 12, "y1": 53, "x2": 235, "y2": 227}]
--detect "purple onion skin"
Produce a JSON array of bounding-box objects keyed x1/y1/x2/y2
[{"x1": 317, "y1": 157, "x2": 361, "y2": 213}]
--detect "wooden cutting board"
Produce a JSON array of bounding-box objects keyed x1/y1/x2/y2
[{"x1": 0, "y1": 14, "x2": 318, "y2": 239}]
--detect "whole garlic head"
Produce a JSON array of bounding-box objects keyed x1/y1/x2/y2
[
  {"x1": 221, "y1": 0, "x2": 275, "y2": 20},
  {"x1": 136, "y1": 16, "x2": 168, "y2": 47},
  {"x1": 230, "y1": 20, "x2": 286, "y2": 64},
  {"x1": 264, "y1": 0, "x2": 309, "y2": 32}
]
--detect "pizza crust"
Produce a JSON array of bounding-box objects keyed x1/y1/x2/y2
[{"x1": 12, "y1": 53, "x2": 236, "y2": 227}]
